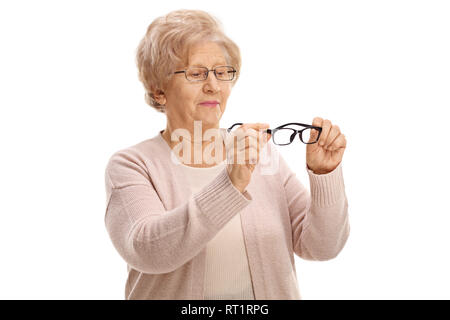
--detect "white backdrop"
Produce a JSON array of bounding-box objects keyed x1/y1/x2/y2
[{"x1": 1, "y1": 0, "x2": 449, "y2": 299}]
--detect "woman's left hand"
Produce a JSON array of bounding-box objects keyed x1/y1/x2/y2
[{"x1": 306, "y1": 117, "x2": 347, "y2": 175}]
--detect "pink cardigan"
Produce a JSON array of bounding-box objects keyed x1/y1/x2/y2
[{"x1": 104, "y1": 129, "x2": 350, "y2": 299}]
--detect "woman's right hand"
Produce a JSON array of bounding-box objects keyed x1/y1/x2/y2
[{"x1": 225, "y1": 123, "x2": 271, "y2": 193}]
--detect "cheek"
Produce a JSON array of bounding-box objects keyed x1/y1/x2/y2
[
  {"x1": 221, "y1": 85, "x2": 232, "y2": 101},
  {"x1": 179, "y1": 85, "x2": 197, "y2": 99},
  {"x1": 167, "y1": 80, "x2": 197, "y2": 102},
  {"x1": 186, "y1": 85, "x2": 203, "y2": 99},
  {"x1": 171, "y1": 86, "x2": 200, "y2": 109}
]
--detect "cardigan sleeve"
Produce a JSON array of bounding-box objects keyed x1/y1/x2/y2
[
  {"x1": 104, "y1": 149, "x2": 252, "y2": 274},
  {"x1": 276, "y1": 147, "x2": 350, "y2": 261}
]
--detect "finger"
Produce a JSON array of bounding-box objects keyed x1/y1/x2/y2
[
  {"x1": 245, "y1": 128, "x2": 259, "y2": 138},
  {"x1": 329, "y1": 134, "x2": 347, "y2": 150},
  {"x1": 324, "y1": 125, "x2": 340, "y2": 149},
  {"x1": 229, "y1": 129, "x2": 254, "y2": 153},
  {"x1": 318, "y1": 119, "x2": 331, "y2": 147},
  {"x1": 235, "y1": 145, "x2": 259, "y2": 164},
  {"x1": 247, "y1": 139, "x2": 266, "y2": 164},
  {"x1": 241, "y1": 123, "x2": 270, "y2": 139},
  {"x1": 236, "y1": 123, "x2": 269, "y2": 135},
  {"x1": 255, "y1": 130, "x2": 270, "y2": 148},
  {"x1": 228, "y1": 135, "x2": 256, "y2": 165},
  {"x1": 312, "y1": 117, "x2": 323, "y2": 127},
  {"x1": 238, "y1": 130, "x2": 257, "y2": 153},
  {"x1": 234, "y1": 127, "x2": 259, "y2": 141},
  {"x1": 237, "y1": 137, "x2": 260, "y2": 157},
  {"x1": 232, "y1": 127, "x2": 246, "y2": 139},
  {"x1": 237, "y1": 135, "x2": 259, "y2": 152},
  {"x1": 246, "y1": 146, "x2": 259, "y2": 164},
  {"x1": 309, "y1": 117, "x2": 323, "y2": 143},
  {"x1": 230, "y1": 126, "x2": 269, "y2": 164},
  {"x1": 245, "y1": 123, "x2": 270, "y2": 130},
  {"x1": 308, "y1": 127, "x2": 321, "y2": 143},
  {"x1": 250, "y1": 134, "x2": 268, "y2": 161}
]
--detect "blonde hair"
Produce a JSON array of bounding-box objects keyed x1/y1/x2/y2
[{"x1": 136, "y1": 9, "x2": 242, "y2": 113}]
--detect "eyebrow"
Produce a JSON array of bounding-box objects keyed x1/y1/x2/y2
[{"x1": 189, "y1": 62, "x2": 228, "y2": 68}]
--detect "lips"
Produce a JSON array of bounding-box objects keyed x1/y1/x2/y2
[{"x1": 199, "y1": 101, "x2": 219, "y2": 107}]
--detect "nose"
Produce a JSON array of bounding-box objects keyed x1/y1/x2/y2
[{"x1": 202, "y1": 71, "x2": 221, "y2": 93}]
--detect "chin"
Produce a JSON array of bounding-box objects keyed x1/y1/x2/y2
[{"x1": 194, "y1": 117, "x2": 219, "y2": 127}]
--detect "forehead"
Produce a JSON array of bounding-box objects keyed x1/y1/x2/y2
[{"x1": 186, "y1": 42, "x2": 228, "y2": 67}]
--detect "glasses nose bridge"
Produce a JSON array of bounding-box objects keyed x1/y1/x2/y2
[
  {"x1": 203, "y1": 68, "x2": 221, "y2": 89},
  {"x1": 205, "y1": 68, "x2": 219, "y2": 80}
]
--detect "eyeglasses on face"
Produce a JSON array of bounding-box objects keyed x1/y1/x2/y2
[
  {"x1": 227, "y1": 122, "x2": 323, "y2": 145},
  {"x1": 173, "y1": 66, "x2": 237, "y2": 82}
]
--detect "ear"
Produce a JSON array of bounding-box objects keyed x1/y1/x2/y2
[{"x1": 152, "y1": 88, "x2": 166, "y2": 105}]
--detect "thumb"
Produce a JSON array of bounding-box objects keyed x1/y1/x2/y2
[
  {"x1": 308, "y1": 127, "x2": 320, "y2": 144},
  {"x1": 261, "y1": 131, "x2": 271, "y2": 144}
]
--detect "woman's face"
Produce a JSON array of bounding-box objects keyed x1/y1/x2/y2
[{"x1": 160, "y1": 41, "x2": 233, "y2": 130}]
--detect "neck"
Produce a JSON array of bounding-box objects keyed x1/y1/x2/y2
[{"x1": 161, "y1": 122, "x2": 226, "y2": 168}]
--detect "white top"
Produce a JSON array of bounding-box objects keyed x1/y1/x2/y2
[{"x1": 178, "y1": 160, "x2": 255, "y2": 300}]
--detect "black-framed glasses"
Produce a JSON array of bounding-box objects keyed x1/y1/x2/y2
[
  {"x1": 173, "y1": 66, "x2": 237, "y2": 82},
  {"x1": 227, "y1": 122, "x2": 323, "y2": 145}
]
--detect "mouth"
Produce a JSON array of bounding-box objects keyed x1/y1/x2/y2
[{"x1": 199, "y1": 102, "x2": 219, "y2": 108}]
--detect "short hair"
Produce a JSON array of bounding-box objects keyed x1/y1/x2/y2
[{"x1": 135, "y1": 9, "x2": 242, "y2": 113}]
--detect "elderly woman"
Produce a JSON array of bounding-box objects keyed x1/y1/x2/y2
[{"x1": 104, "y1": 9, "x2": 349, "y2": 300}]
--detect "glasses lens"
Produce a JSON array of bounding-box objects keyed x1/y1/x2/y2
[
  {"x1": 186, "y1": 67, "x2": 208, "y2": 81},
  {"x1": 300, "y1": 128, "x2": 320, "y2": 144},
  {"x1": 273, "y1": 128, "x2": 296, "y2": 145},
  {"x1": 215, "y1": 66, "x2": 235, "y2": 81}
]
